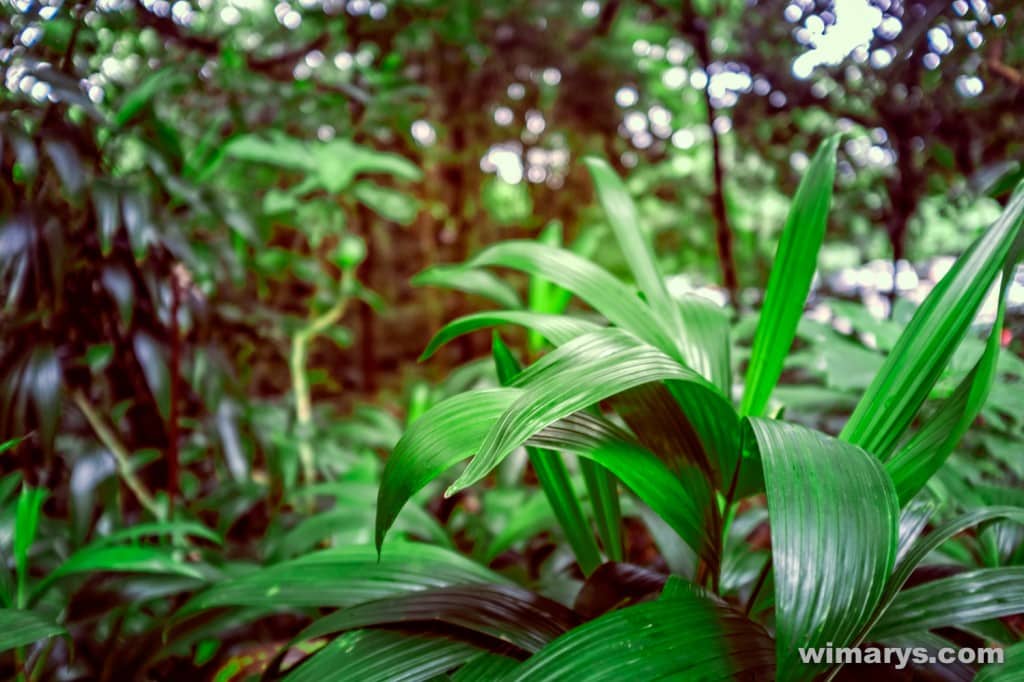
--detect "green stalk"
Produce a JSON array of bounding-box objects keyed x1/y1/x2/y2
[
  {"x1": 290, "y1": 269, "x2": 355, "y2": 492},
  {"x1": 71, "y1": 389, "x2": 163, "y2": 520},
  {"x1": 580, "y1": 459, "x2": 624, "y2": 562},
  {"x1": 492, "y1": 334, "x2": 603, "y2": 574}
]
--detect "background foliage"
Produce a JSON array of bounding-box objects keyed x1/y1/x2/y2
[{"x1": 1, "y1": 0, "x2": 1023, "y2": 679}]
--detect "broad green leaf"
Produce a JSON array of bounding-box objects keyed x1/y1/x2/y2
[
  {"x1": 421, "y1": 311, "x2": 600, "y2": 361},
  {"x1": 677, "y1": 294, "x2": 732, "y2": 395},
  {"x1": 290, "y1": 585, "x2": 580, "y2": 655},
  {"x1": 529, "y1": 412, "x2": 716, "y2": 570},
  {"x1": 466, "y1": 242, "x2": 679, "y2": 361},
  {"x1": 223, "y1": 132, "x2": 312, "y2": 172},
  {"x1": 741, "y1": 135, "x2": 838, "y2": 417},
  {"x1": 312, "y1": 139, "x2": 421, "y2": 187},
  {"x1": 181, "y1": 544, "x2": 510, "y2": 615},
  {"x1": 0, "y1": 608, "x2": 65, "y2": 653},
  {"x1": 841, "y1": 184, "x2": 1024, "y2": 458},
  {"x1": 869, "y1": 567, "x2": 1024, "y2": 640},
  {"x1": 492, "y1": 336, "x2": 602, "y2": 574},
  {"x1": 872, "y1": 506, "x2": 1024, "y2": 623},
  {"x1": 376, "y1": 390, "x2": 519, "y2": 551},
  {"x1": 747, "y1": 417, "x2": 898, "y2": 682},
  {"x1": 448, "y1": 328, "x2": 714, "y2": 495},
  {"x1": 885, "y1": 254, "x2": 1014, "y2": 505},
  {"x1": 583, "y1": 156, "x2": 682, "y2": 344},
  {"x1": 283, "y1": 629, "x2": 480, "y2": 682},
  {"x1": 33, "y1": 546, "x2": 207, "y2": 601},
  {"x1": 506, "y1": 588, "x2": 775, "y2": 681},
  {"x1": 412, "y1": 265, "x2": 523, "y2": 310}
]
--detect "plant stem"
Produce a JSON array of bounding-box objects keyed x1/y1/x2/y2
[
  {"x1": 290, "y1": 270, "x2": 355, "y2": 492},
  {"x1": 71, "y1": 389, "x2": 163, "y2": 519},
  {"x1": 745, "y1": 557, "x2": 772, "y2": 617}
]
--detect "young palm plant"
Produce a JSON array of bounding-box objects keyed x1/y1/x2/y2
[{"x1": 187, "y1": 137, "x2": 1024, "y2": 681}]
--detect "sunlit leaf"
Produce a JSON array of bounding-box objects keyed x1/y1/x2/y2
[
  {"x1": 741, "y1": 135, "x2": 838, "y2": 418},
  {"x1": 412, "y1": 265, "x2": 523, "y2": 310},
  {"x1": 841, "y1": 184, "x2": 1024, "y2": 458}
]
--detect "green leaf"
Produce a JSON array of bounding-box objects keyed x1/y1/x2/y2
[
  {"x1": 421, "y1": 311, "x2": 600, "y2": 361},
  {"x1": 885, "y1": 249, "x2": 1015, "y2": 505},
  {"x1": 376, "y1": 390, "x2": 519, "y2": 552},
  {"x1": 841, "y1": 184, "x2": 1024, "y2": 458},
  {"x1": 869, "y1": 567, "x2": 1024, "y2": 640},
  {"x1": 872, "y1": 506, "x2": 1024, "y2": 625},
  {"x1": 0, "y1": 608, "x2": 65, "y2": 653},
  {"x1": 583, "y1": 156, "x2": 682, "y2": 343},
  {"x1": 677, "y1": 294, "x2": 732, "y2": 395},
  {"x1": 466, "y1": 242, "x2": 679, "y2": 360},
  {"x1": 741, "y1": 135, "x2": 838, "y2": 418},
  {"x1": 15, "y1": 486, "x2": 46, "y2": 609},
  {"x1": 181, "y1": 544, "x2": 510, "y2": 615},
  {"x1": 290, "y1": 585, "x2": 580, "y2": 655},
  {"x1": 88, "y1": 521, "x2": 223, "y2": 547},
  {"x1": 282, "y1": 629, "x2": 480, "y2": 682},
  {"x1": 452, "y1": 652, "x2": 521, "y2": 681},
  {"x1": 506, "y1": 587, "x2": 775, "y2": 681},
  {"x1": 33, "y1": 546, "x2": 207, "y2": 602},
  {"x1": 351, "y1": 181, "x2": 420, "y2": 225},
  {"x1": 412, "y1": 265, "x2": 523, "y2": 310},
  {"x1": 313, "y1": 139, "x2": 421, "y2": 191},
  {"x1": 114, "y1": 68, "x2": 184, "y2": 127},
  {"x1": 528, "y1": 412, "x2": 715, "y2": 570},
  {"x1": 224, "y1": 132, "x2": 311, "y2": 172},
  {"x1": 448, "y1": 328, "x2": 714, "y2": 495},
  {"x1": 527, "y1": 221, "x2": 566, "y2": 352},
  {"x1": 492, "y1": 335, "x2": 602, "y2": 574},
  {"x1": 578, "y1": 458, "x2": 623, "y2": 564},
  {"x1": 747, "y1": 417, "x2": 898, "y2": 682}
]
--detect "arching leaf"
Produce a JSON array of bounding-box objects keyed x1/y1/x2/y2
[{"x1": 747, "y1": 417, "x2": 898, "y2": 682}]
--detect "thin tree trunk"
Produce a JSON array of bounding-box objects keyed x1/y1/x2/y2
[{"x1": 689, "y1": 16, "x2": 739, "y2": 306}]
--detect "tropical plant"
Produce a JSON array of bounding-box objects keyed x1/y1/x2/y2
[{"x1": 220, "y1": 135, "x2": 1024, "y2": 680}]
